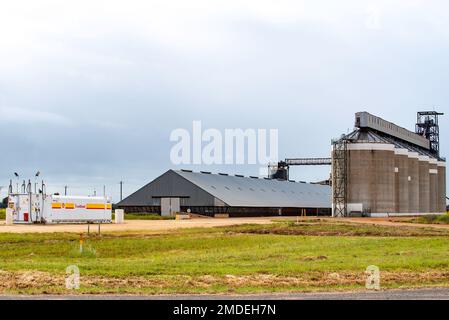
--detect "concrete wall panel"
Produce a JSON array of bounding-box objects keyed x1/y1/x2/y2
[
  {"x1": 347, "y1": 145, "x2": 395, "y2": 214},
  {"x1": 408, "y1": 154, "x2": 420, "y2": 214},
  {"x1": 419, "y1": 157, "x2": 430, "y2": 213},
  {"x1": 438, "y1": 162, "x2": 446, "y2": 213},
  {"x1": 395, "y1": 153, "x2": 409, "y2": 213},
  {"x1": 429, "y1": 161, "x2": 438, "y2": 213}
]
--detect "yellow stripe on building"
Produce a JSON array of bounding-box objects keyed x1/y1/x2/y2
[
  {"x1": 86, "y1": 203, "x2": 108, "y2": 210},
  {"x1": 52, "y1": 203, "x2": 62, "y2": 209},
  {"x1": 65, "y1": 203, "x2": 75, "y2": 209}
]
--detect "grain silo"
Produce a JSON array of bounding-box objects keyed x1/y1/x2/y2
[
  {"x1": 332, "y1": 111, "x2": 446, "y2": 217},
  {"x1": 407, "y1": 152, "x2": 420, "y2": 214},
  {"x1": 419, "y1": 156, "x2": 430, "y2": 214},
  {"x1": 344, "y1": 143, "x2": 395, "y2": 214},
  {"x1": 395, "y1": 148, "x2": 409, "y2": 213},
  {"x1": 429, "y1": 158, "x2": 439, "y2": 213},
  {"x1": 438, "y1": 161, "x2": 447, "y2": 212}
]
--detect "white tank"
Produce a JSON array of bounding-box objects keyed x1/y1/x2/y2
[{"x1": 8, "y1": 193, "x2": 112, "y2": 224}]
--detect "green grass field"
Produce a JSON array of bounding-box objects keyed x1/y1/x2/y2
[
  {"x1": 1, "y1": 220, "x2": 449, "y2": 295},
  {"x1": 111, "y1": 212, "x2": 175, "y2": 220},
  {"x1": 124, "y1": 213, "x2": 175, "y2": 220}
]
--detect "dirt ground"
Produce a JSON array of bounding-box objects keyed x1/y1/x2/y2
[
  {"x1": 1, "y1": 216, "x2": 449, "y2": 233},
  {"x1": 0, "y1": 217, "x2": 291, "y2": 233}
]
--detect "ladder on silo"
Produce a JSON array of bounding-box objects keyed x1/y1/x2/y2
[{"x1": 332, "y1": 138, "x2": 348, "y2": 217}]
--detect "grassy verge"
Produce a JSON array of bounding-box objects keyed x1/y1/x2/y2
[
  {"x1": 224, "y1": 220, "x2": 449, "y2": 237},
  {"x1": 1, "y1": 221, "x2": 449, "y2": 295},
  {"x1": 125, "y1": 213, "x2": 175, "y2": 220},
  {"x1": 407, "y1": 215, "x2": 449, "y2": 225},
  {"x1": 111, "y1": 213, "x2": 175, "y2": 220}
]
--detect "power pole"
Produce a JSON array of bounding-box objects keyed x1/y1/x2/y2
[{"x1": 119, "y1": 181, "x2": 123, "y2": 201}]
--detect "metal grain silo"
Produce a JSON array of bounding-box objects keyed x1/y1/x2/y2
[
  {"x1": 407, "y1": 152, "x2": 420, "y2": 214},
  {"x1": 419, "y1": 156, "x2": 430, "y2": 213},
  {"x1": 347, "y1": 143, "x2": 395, "y2": 215},
  {"x1": 429, "y1": 158, "x2": 439, "y2": 213},
  {"x1": 394, "y1": 148, "x2": 409, "y2": 213},
  {"x1": 438, "y1": 161, "x2": 446, "y2": 213}
]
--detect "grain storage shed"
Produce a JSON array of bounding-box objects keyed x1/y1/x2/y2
[{"x1": 117, "y1": 170, "x2": 332, "y2": 217}]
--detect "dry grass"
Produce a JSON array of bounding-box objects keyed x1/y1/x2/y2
[
  {"x1": 2, "y1": 220, "x2": 449, "y2": 295},
  {"x1": 400, "y1": 215, "x2": 449, "y2": 225},
  {"x1": 2, "y1": 269, "x2": 449, "y2": 295},
  {"x1": 225, "y1": 220, "x2": 449, "y2": 237}
]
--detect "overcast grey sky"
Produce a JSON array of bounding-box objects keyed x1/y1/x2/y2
[{"x1": 1, "y1": 0, "x2": 448, "y2": 201}]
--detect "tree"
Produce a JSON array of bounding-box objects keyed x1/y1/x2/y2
[{"x1": 1, "y1": 197, "x2": 8, "y2": 208}]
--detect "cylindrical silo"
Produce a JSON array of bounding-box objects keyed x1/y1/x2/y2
[
  {"x1": 394, "y1": 148, "x2": 409, "y2": 213},
  {"x1": 419, "y1": 156, "x2": 430, "y2": 214},
  {"x1": 408, "y1": 152, "x2": 420, "y2": 214},
  {"x1": 429, "y1": 158, "x2": 438, "y2": 213},
  {"x1": 438, "y1": 161, "x2": 446, "y2": 213},
  {"x1": 347, "y1": 143, "x2": 395, "y2": 215}
]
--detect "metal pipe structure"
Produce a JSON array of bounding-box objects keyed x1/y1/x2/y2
[
  {"x1": 269, "y1": 158, "x2": 332, "y2": 181},
  {"x1": 284, "y1": 158, "x2": 332, "y2": 166}
]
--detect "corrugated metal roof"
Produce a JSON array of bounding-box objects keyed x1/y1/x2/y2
[
  {"x1": 355, "y1": 112, "x2": 430, "y2": 149},
  {"x1": 175, "y1": 170, "x2": 331, "y2": 208},
  {"x1": 345, "y1": 128, "x2": 437, "y2": 159}
]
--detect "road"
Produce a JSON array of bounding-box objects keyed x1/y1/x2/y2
[{"x1": 2, "y1": 288, "x2": 449, "y2": 300}]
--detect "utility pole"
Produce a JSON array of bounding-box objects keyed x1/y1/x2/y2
[
  {"x1": 34, "y1": 171, "x2": 40, "y2": 193},
  {"x1": 14, "y1": 173, "x2": 19, "y2": 193},
  {"x1": 119, "y1": 181, "x2": 123, "y2": 201},
  {"x1": 64, "y1": 186, "x2": 68, "y2": 196}
]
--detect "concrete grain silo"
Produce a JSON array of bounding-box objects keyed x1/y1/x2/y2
[
  {"x1": 346, "y1": 143, "x2": 396, "y2": 214},
  {"x1": 429, "y1": 158, "x2": 439, "y2": 213},
  {"x1": 419, "y1": 156, "x2": 430, "y2": 214},
  {"x1": 332, "y1": 111, "x2": 445, "y2": 217},
  {"x1": 407, "y1": 152, "x2": 420, "y2": 214},
  {"x1": 394, "y1": 148, "x2": 409, "y2": 213},
  {"x1": 438, "y1": 161, "x2": 446, "y2": 213}
]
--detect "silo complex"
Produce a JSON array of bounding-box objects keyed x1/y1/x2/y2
[{"x1": 333, "y1": 112, "x2": 446, "y2": 217}]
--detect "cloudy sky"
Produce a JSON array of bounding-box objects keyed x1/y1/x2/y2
[{"x1": 1, "y1": 0, "x2": 448, "y2": 201}]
